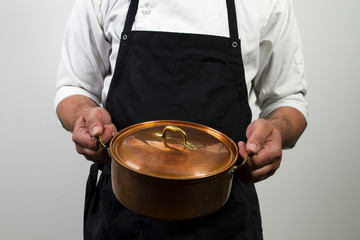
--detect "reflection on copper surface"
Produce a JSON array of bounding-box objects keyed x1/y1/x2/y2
[{"x1": 111, "y1": 121, "x2": 237, "y2": 179}]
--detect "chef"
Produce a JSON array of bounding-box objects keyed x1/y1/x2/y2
[{"x1": 55, "y1": 0, "x2": 308, "y2": 239}]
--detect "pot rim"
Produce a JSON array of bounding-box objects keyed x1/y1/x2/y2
[{"x1": 109, "y1": 120, "x2": 239, "y2": 180}]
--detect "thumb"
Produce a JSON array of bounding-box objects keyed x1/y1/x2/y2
[
  {"x1": 90, "y1": 125, "x2": 103, "y2": 136},
  {"x1": 85, "y1": 107, "x2": 112, "y2": 137},
  {"x1": 245, "y1": 119, "x2": 272, "y2": 155},
  {"x1": 247, "y1": 142, "x2": 260, "y2": 155}
]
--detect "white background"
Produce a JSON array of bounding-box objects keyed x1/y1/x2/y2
[{"x1": 1, "y1": 0, "x2": 359, "y2": 239}]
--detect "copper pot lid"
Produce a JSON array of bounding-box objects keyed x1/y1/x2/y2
[{"x1": 109, "y1": 120, "x2": 238, "y2": 180}]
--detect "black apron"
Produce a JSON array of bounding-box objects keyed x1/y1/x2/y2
[{"x1": 84, "y1": 0, "x2": 262, "y2": 239}]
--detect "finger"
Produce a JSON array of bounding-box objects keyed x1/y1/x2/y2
[
  {"x1": 247, "y1": 127, "x2": 282, "y2": 170},
  {"x1": 108, "y1": 123, "x2": 117, "y2": 136},
  {"x1": 72, "y1": 117, "x2": 99, "y2": 150},
  {"x1": 101, "y1": 123, "x2": 117, "y2": 143},
  {"x1": 237, "y1": 141, "x2": 248, "y2": 160},
  {"x1": 246, "y1": 147, "x2": 281, "y2": 170},
  {"x1": 85, "y1": 108, "x2": 112, "y2": 137},
  {"x1": 75, "y1": 144, "x2": 111, "y2": 164},
  {"x1": 97, "y1": 124, "x2": 117, "y2": 150},
  {"x1": 245, "y1": 120, "x2": 273, "y2": 155},
  {"x1": 238, "y1": 159, "x2": 281, "y2": 184},
  {"x1": 249, "y1": 162, "x2": 280, "y2": 183},
  {"x1": 239, "y1": 140, "x2": 274, "y2": 171}
]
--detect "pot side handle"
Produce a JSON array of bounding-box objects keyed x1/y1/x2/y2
[
  {"x1": 99, "y1": 136, "x2": 110, "y2": 155},
  {"x1": 228, "y1": 154, "x2": 250, "y2": 175}
]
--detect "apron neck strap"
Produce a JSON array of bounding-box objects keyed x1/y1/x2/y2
[
  {"x1": 226, "y1": 0, "x2": 239, "y2": 39},
  {"x1": 123, "y1": 0, "x2": 239, "y2": 39},
  {"x1": 123, "y1": 0, "x2": 139, "y2": 33}
]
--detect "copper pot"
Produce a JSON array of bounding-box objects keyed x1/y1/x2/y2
[{"x1": 101, "y1": 120, "x2": 248, "y2": 220}]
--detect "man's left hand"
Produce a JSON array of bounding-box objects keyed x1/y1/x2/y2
[{"x1": 237, "y1": 119, "x2": 282, "y2": 183}]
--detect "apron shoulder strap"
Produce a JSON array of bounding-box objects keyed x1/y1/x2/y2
[
  {"x1": 226, "y1": 0, "x2": 239, "y2": 39},
  {"x1": 123, "y1": 0, "x2": 139, "y2": 33}
]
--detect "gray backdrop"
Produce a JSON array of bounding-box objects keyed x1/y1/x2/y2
[{"x1": 1, "y1": 0, "x2": 359, "y2": 239}]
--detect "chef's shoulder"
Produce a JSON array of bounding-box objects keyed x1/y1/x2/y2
[
  {"x1": 259, "y1": 0, "x2": 299, "y2": 38},
  {"x1": 90, "y1": 0, "x2": 129, "y2": 18}
]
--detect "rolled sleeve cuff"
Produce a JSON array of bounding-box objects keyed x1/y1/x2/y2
[
  {"x1": 258, "y1": 93, "x2": 309, "y2": 122},
  {"x1": 54, "y1": 86, "x2": 101, "y2": 111}
]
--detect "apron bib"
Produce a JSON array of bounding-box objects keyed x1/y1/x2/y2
[{"x1": 84, "y1": 0, "x2": 262, "y2": 239}]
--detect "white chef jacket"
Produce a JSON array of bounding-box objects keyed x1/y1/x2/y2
[{"x1": 55, "y1": 0, "x2": 308, "y2": 120}]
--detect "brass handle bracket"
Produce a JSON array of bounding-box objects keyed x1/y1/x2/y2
[
  {"x1": 157, "y1": 125, "x2": 197, "y2": 150},
  {"x1": 228, "y1": 154, "x2": 250, "y2": 175},
  {"x1": 99, "y1": 136, "x2": 111, "y2": 155}
]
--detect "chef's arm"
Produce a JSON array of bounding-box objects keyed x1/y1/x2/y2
[
  {"x1": 56, "y1": 95, "x2": 99, "y2": 132},
  {"x1": 265, "y1": 106, "x2": 307, "y2": 149},
  {"x1": 237, "y1": 106, "x2": 307, "y2": 183},
  {"x1": 56, "y1": 95, "x2": 116, "y2": 163}
]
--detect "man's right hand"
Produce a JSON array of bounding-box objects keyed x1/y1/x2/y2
[{"x1": 72, "y1": 107, "x2": 117, "y2": 164}]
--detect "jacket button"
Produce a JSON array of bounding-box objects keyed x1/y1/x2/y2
[{"x1": 142, "y1": 9, "x2": 151, "y2": 15}]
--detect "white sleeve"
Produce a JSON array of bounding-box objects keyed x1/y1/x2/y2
[
  {"x1": 54, "y1": 0, "x2": 111, "y2": 109},
  {"x1": 254, "y1": 0, "x2": 308, "y2": 120}
]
